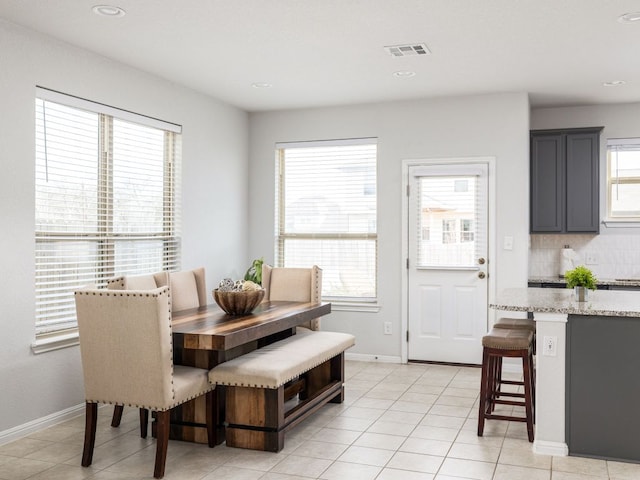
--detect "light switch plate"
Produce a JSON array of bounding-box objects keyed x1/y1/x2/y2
[{"x1": 503, "y1": 236, "x2": 513, "y2": 250}]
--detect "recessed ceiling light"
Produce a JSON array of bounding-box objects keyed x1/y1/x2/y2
[
  {"x1": 393, "y1": 71, "x2": 416, "y2": 78},
  {"x1": 92, "y1": 5, "x2": 126, "y2": 17},
  {"x1": 618, "y1": 12, "x2": 640, "y2": 23},
  {"x1": 252, "y1": 82, "x2": 272, "y2": 89},
  {"x1": 603, "y1": 80, "x2": 626, "y2": 87}
]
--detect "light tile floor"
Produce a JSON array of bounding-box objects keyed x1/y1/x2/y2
[{"x1": 1, "y1": 360, "x2": 639, "y2": 479}]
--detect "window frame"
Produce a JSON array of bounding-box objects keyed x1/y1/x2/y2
[
  {"x1": 274, "y1": 138, "x2": 378, "y2": 306},
  {"x1": 606, "y1": 138, "x2": 640, "y2": 223},
  {"x1": 33, "y1": 87, "x2": 182, "y2": 353}
]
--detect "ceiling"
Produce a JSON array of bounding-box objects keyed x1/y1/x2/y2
[{"x1": 1, "y1": 0, "x2": 639, "y2": 112}]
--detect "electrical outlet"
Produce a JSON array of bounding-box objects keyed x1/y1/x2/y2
[
  {"x1": 585, "y1": 253, "x2": 598, "y2": 265},
  {"x1": 383, "y1": 322, "x2": 392, "y2": 335},
  {"x1": 542, "y1": 336, "x2": 557, "y2": 356}
]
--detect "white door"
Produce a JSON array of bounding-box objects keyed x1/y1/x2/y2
[{"x1": 407, "y1": 163, "x2": 488, "y2": 364}]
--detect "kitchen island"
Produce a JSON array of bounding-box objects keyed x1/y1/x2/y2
[{"x1": 491, "y1": 288, "x2": 640, "y2": 462}]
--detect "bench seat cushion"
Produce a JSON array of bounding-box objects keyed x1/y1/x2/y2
[{"x1": 208, "y1": 331, "x2": 355, "y2": 389}]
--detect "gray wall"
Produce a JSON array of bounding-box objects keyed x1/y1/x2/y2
[
  {"x1": 531, "y1": 102, "x2": 640, "y2": 137},
  {"x1": 248, "y1": 93, "x2": 531, "y2": 359},
  {"x1": 0, "y1": 20, "x2": 249, "y2": 436}
]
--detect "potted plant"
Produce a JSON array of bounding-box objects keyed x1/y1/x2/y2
[
  {"x1": 564, "y1": 265, "x2": 597, "y2": 302},
  {"x1": 244, "y1": 257, "x2": 264, "y2": 285}
]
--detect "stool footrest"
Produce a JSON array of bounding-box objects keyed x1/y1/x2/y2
[
  {"x1": 496, "y1": 392, "x2": 525, "y2": 399},
  {"x1": 483, "y1": 414, "x2": 529, "y2": 423},
  {"x1": 493, "y1": 399, "x2": 526, "y2": 407}
]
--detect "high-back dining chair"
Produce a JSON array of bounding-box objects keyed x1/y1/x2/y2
[
  {"x1": 107, "y1": 271, "x2": 169, "y2": 291},
  {"x1": 261, "y1": 264, "x2": 322, "y2": 332},
  {"x1": 169, "y1": 267, "x2": 207, "y2": 312},
  {"x1": 75, "y1": 286, "x2": 216, "y2": 479},
  {"x1": 106, "y1": 271, "x2": 170, "y2": 429}
]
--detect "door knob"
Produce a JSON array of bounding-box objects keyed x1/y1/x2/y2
[
  {"x1": 478, "y1": 272, "x2": 486, "y2": 279},
  {"x1": 478, "y1": 258, "x2": 486, "y2": 265}
]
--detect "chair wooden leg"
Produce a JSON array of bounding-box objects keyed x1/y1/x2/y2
[
  {"x1": 111, "y1": 404, "x2": 124, "y2": 427},
  {"x1": 487, "y1": 353, "x2": 497, "y2": 413},
  {"x1": 206, "y1": 390, "x2": 216, "y2": 448},
  {"x1": 477, "y1": 348, "x2": 489, "y2": 436},
  {"x1": 529, "y1": 348, "x2": 536, "y2": 414},
  {"x1": 522, "y1": 352, "x2": 535, "y2": 442},
  {"x1": 140, "y1": 408, "x2": 149, "y2": 438},
  {"x1": 494, "y1": 356, "x2": 503, "y2": 411},
  {"x1": 82, "y1": 402, "x2": 98, "y2": 467},
  {"x1": 154, "y1": 410, "x2": 170, "y2": 479}
]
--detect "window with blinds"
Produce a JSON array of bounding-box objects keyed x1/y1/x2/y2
[
  {"x1": 414, "y1": 167, "x2": 487, "y2": 269},
  {"x1": 607, "y1": 138, "x2": 640, "y2": 220},
  {"x1": 35, "y1": 88, "x2": 182, "y2": 340},
  {"x1": 275, "y1": 139, "x2": 377, "y2": 301}
]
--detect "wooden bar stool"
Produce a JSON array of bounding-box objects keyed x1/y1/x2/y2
[
  {"x1": 492, "y1": 317, "x2": 536, "y2": 393},
  {"x1": 478, "y1": 328, "x2": 535, "y2": 442}
]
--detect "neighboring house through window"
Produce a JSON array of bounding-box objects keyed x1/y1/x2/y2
[
  {"x1": 34, "y1": 88, "x2": 181, "y2": 351},
  {"x1": 275, "y1": 139, "x2": 377, "y2": 302}
]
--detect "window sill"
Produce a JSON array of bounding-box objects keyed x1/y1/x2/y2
[
  {"x1": 330, "y1": 301, "x2": 380, "y2": 313},
  {"x1": 31, "y1": 331, "x2": 79, "y2": 354},
  {"x1": 602, "y1": 219, "x2": 640, "y2": 228}
]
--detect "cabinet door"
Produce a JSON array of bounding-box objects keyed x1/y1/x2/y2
[
  {"x1": 567, "y1": 315, "x2": 640, "y2": 462},
  {"x1": 530, "y1": 134, "x2": 564, "y2": 232},
  {"x1": 566, "y1": 132, "x2": 600, "y2": 233}
]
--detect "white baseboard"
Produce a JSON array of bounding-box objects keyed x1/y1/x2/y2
[
  {"x1": 534, "y1": 439, "x2": 569, "y2": 456},
  {"x1": 345, "y1": 352, "x2": 402, "y2": 363},
  {"x1": 0, "y1": 403, "x2": 85, "y2": 446}
]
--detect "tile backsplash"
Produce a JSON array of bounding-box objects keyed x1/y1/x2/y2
[{"x1": 529, "y1": 234, "x2": 640, "y2": 280}]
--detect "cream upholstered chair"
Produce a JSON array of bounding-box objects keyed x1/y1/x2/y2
[
  {"x1": 169, "y1": 267, "x2": 207, "y2": 312},
  {"x1": 261, "y1": 264, "x2": 322, "y2": 332},
  {"x1": 75, "y1": 286, "x2": 216, "y2": 479},
  {"x1": 106, "y1": 271, "x2": 169, "y2": 291},
  {"x1": 106, "y1": 271, "x2": 170, "y2": 429}
]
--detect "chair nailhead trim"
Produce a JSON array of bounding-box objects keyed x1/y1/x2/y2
[
  {"x1": 86, "y1": 385, "x2": 215, "y2": 412},
  {"x1": 75, "y1": 287, "x2": 169, "y2": 298}
]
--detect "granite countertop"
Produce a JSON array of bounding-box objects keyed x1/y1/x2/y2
[
  {"x1": 491, "y1": 287, "x2": 640, "y2": 317},
  {"x1": 528, "y1": 276, "x2": 640, "y2": 287}
]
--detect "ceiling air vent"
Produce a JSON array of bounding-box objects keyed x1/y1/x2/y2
[{"x1": 384, "y1": 43, "x2": 431, "y2": 57}]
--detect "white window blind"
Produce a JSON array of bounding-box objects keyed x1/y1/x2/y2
[
  {"x1": 275, "y1": 139, "x2": 377, "y2": 301},
  {"x1": 607, "y1": 138, "x2": 640, "y2": 219},
  {"x1": 35, "y1": 90, "x2": 182, "y2": 337},
  {"x1": 413, "y1": 165, "x2": 487, "y2": 269}
]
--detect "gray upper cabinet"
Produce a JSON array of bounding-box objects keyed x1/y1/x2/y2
[{"x1": 530, "y1": 127, "x2": 603, "y2": 233}]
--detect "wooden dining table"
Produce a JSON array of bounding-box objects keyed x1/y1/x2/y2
[{"x1": 167, "y1": 300, "x2": 332, "y2": 444}]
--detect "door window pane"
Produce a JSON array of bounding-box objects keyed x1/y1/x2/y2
[{"x1": 417, "y1": 176, "x2": 478, "y2": 268}]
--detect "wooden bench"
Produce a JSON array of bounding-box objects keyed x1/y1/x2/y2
[{"x1": 208, "y1": 330, "x2": 355, "y2": 452}]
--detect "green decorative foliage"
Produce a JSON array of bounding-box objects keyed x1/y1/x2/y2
[
  {"x1": 244, "y1": 258, "x2": 264, "y2": 285},
  {"x1": 565, "y1": 265, "x2": 597, "y2": 290}
]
